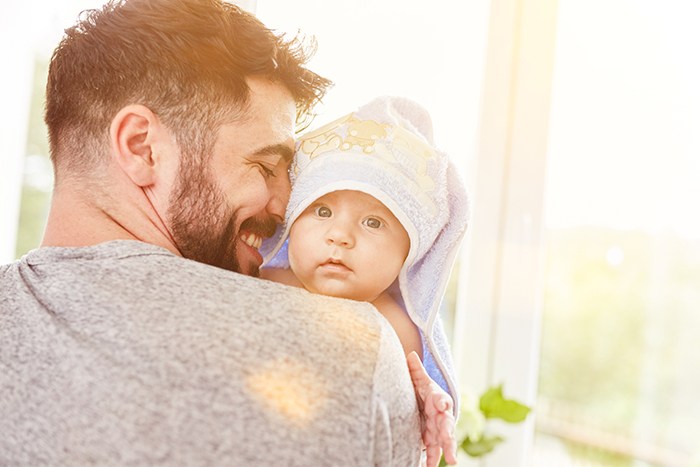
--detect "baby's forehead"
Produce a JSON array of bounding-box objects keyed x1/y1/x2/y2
[{"x1": 314, "y1": 190, "x2": 390, "y2": 211}]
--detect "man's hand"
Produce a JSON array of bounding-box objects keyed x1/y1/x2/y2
[{"x1": 407, "y1": 351, "x2": 457, "y2": 467}]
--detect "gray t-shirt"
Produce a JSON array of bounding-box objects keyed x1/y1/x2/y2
[{"x1": 0, "y1": 240, "x2": 420, "y2": 466}]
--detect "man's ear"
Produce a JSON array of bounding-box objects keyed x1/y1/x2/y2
[{"x1": 110, "y1": 104, "x2": 163, "y2": 187}]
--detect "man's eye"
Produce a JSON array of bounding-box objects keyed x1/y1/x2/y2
[
  {"x1": 363, "y1": 217, "x2": 382, "y2": 229},
  {"x1": 257, "y1": 164, "x2": 275, "y2": 178},
  {"x1": 315, "y1": 206, "x2": 332, "y2": 218}
]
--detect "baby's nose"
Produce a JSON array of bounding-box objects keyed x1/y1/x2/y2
[{"x1": 326, "y1": 225, "x2": 354, "y2": 248}]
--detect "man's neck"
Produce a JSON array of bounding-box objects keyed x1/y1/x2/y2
[{"x1": 42, "y1": 181, "x2": 181, "y2": 257}]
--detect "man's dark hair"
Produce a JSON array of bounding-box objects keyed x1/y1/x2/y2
[{"x1": 45, "y1": 0, "x2": 332, "y2": 177}]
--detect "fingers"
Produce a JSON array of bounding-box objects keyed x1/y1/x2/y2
[
  {"x1": 425, "y1": 444, "x2": 441, "y2": 467},
  {"x1": 429, "y1": 388, "x2": 454, "y2": 414},
  {"x1": 423, "y1": 407, "x2": 457, "y2": 465},
  {"x1": 443, "y1": 442, "x2": 458, "y2": 464},
  {"x1": 408, "y1": 352, "x2": 458, "y2": 464},
  {"x1": 408, "y1": 353, "x2": 454, "y2": 416},
  {"x1": 440, "y1": 412, "x2": 458, "y2": 464},
  {"x1": 407, "y1": 351, "x2": 431, "y2": 390}
]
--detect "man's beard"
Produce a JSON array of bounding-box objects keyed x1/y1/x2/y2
[{"x1": 167, "y1": 161, "x2": 246, "y2": 274}]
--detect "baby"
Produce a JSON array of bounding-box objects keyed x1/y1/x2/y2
[{"x1": 261, "y1": 97, "x2": 469, "y2": 466}]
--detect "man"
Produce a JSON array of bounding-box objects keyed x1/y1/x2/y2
[{"x1": 0, "y1": 0, "x2": 421, "y2": 465}]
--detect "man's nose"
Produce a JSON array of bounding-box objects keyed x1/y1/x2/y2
[{"x1": 266, "y1": 170, "x2": 291, "y2": 224}]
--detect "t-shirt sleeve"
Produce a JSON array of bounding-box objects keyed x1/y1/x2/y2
[{"x1": 369, "y1": 316, "x2": 422, "y2": 466}]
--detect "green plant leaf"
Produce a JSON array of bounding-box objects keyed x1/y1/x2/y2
[
  {"x1": 479, "y1": 384, "x2": 531, "y2": 423},
  {"x1": 462, "y1": 434, "x2": 505, "y2": 457}
]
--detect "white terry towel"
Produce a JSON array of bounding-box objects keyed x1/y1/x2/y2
[{"x1": 262, "y1": 96, "x2": 470, "y2": 415}]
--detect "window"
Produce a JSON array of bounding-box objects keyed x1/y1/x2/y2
[
  {"x1": 2, "y1": 0, "x2": 107, "y2": 262},
  {"x1": 534, "y1": 1, "x2": 700, "y2": 465}
]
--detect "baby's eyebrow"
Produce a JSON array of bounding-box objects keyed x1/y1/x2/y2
[{"x1": 252, "y1": 143, "x2": 294, "y2": 163}]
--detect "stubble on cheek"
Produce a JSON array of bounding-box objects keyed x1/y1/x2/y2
[{"x1": 167, "y1": 166, "x2": 241, "y2": 273}]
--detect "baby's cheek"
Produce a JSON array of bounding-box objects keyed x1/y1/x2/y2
[{"x1": 287, "y1": 247, "x2": 312, "y2": 287}]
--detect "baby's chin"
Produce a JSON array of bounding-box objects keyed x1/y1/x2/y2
[{"x1": 306, "y1": 281, "x2": 379, "y2": 303}]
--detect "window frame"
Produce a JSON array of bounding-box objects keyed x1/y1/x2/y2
[
  {"x1": 452, "y1": 0, "x2": 559, "y2": 464},
  {"x1": 1, "y1": 1, "x2": 36, "y2": 264}
]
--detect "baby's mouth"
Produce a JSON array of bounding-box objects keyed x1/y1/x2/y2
[{"x1": 320, "y1": 258, "x2": 352, "y2": 272}]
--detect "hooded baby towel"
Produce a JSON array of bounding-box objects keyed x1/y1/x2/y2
[{"x1": 262, "y1": 96, "x2": 470, "y2": 414}]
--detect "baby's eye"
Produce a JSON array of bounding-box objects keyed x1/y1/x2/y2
[
  {"x1": 363, "y1": 217, "x2": 382, "y2": 229},
  {"x1": 315, "y1": 206, "x2": 332, "y2": 218}
]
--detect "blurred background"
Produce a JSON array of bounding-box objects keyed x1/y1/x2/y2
[{"x1": 2, "y1": 0, "x2": 699, "y2": 465}]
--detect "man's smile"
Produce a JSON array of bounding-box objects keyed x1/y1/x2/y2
[{"x1": 240, "y1": 231, "x2": 263, "y2": 249}]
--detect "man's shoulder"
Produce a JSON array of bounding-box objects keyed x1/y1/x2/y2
[
  {"x1": 62, "y1": 240, "x2": 394, "y2": 337},
  {"x1": 1, "y1": 241, "x2": 421, "y2": 465}
]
